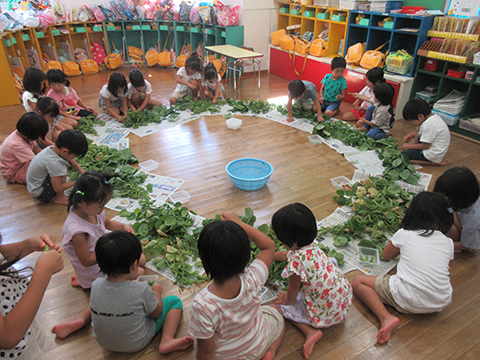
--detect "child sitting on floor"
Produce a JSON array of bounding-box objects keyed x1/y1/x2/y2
[
  {"x1": 22, "y1": 67, "x2": 47, "y2": 112},
  {"x1": 99, "y1": 72, "x2": 128, "y2": 122},
  {"x1": 401, "y1": 98, "x2": 450, "y2": 166},
  {"x1": 0, "y1": 112, "x2": 48, "y2": 184},
  {"x1": 355, "y1": 82, "x2": 395, "y2": 140},
  {"x1": 26, "y1": 129, "x2": 87, "y2": 205},
  {"x1": 319, "y1": 56, "x2": 347, "y2": 118},
  {"x1": 286, "y1": 79, "x2": 322, "y2": 123},
  {"x1": 272, "y1": 203, "x2": 353, "y2": 359},
  {"x1": 203, "y1": 63, "x2": 225, "y2": 104},
  {"x1": 343, "y1": 67, "x2": 384, "y2": 122},
  {"x1": 127, "y1": 69, "x2": 163, "y2": 111},
  {"x1": 170, "y1": 54, "x2": 203, "y2": 105},
  {"x1": 352, "y1": 192, "x2": 454, "y2": 344},
  {"x1": 434, "y1": 166, "x2": 480, "y2": 252},
  {"x1": 189, "y1": 211, "x2": 285, "y2": 360}
]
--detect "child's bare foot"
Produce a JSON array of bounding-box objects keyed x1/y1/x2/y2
[
  {"x1": 377, "y1": 316, "x2": 400, "y2": 344},
  {"x1": 71, "y1": 274, "x2": 80, "y2": 287},
  {"x1": 303, "y1": 329, "x2": 323, "y2": 359},
  {"x1": 54, "y1": 196, "x2": 69, "y2": 205},
  {"x1": 51, "y1": 317, "x2": 87, "y2": 339},
  {"x1": 159, "y1": 336, "x2": 194, "y2": 354}
]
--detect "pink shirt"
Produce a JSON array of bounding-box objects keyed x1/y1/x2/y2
[
  {"x1": 47, "y1": 86, "x2": 82, "y2": 115},
  {"x1": 189, "y1": 259, "x2": 269, "y2": 358},
  {"x1": 0, "y1": 131, "x2": 36, "y2": 183}
]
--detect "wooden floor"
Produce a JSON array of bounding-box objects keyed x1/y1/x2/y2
[{"x1": 1, "y1": 67, "x2": 480, "y2": 360}]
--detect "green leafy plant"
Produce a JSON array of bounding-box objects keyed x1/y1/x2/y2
[{"x1": 77, "y1": 114, "x2": 106, "y2": 135}]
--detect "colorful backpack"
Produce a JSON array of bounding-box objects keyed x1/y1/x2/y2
[{"x1": 90, "y1": 41, "x2": 107, "y2": 65}]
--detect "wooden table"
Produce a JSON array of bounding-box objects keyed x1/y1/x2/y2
[{"x1": 205, "y1": 45, "x2": 264, "y2": 95}]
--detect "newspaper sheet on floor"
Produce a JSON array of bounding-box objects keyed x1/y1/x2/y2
[
  {"x1": 88, "y1": 127, "x2": 130, "y2": 149},
  {"x1": 317, "y1": 206, "x2": 399, "y2": 276},
  {"x1": 105, "y1": 174, "x2": 185, "y2": 211}
]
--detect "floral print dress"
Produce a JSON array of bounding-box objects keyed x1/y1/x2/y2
[{"x1": 282, "y1": 243, "x2": 353, "y2": 328}]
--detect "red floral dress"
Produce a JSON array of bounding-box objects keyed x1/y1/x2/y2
[{"x1": 282, "y1": 243, "x2": 353, "y2": 328}]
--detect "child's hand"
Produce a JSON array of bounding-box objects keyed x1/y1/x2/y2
[
  {"x1": 188, "y1": 83, "x2": 197, "y2": 90},
  {"x1": 151, "y1": 282, "x2": 163, "y2": 295},
  {"x1": 319, "y1": 96, "x2": 324, "y2": 104},
  {"x1": 36, "y1": 250, "x2": 64, "y2": 276},
  {"x1": 352, "y1": 92, "x2": 359, "y2": 98},
  {"x1": 212, "y1": 98, "x2": 217, "y2": 104},
  {"x1": 287, "y1": 116, "x2": 294, "y2": 123},
  {"x1": 275, "y1": 291, "x2": 293, "y2": 306},
  {"x1": 400, "y1": 143, "x2": 411, "y2": 151},
  {"x1": 123, "y1": 225, "x2": 135, "y2": 234},
  {"x1": 221, "y1": 211, "x2": 241, "y2": 224},
  {"x1": 404, "y1": 133, "x2": 415, "y2": 143},
  {"x1": 28, "y1": 234, "x2": 61, "y2": 253},
  {"x1": 116, "y1": 115, "x2": 124, "y2": 122},
  {"x1": 86, "y1": 107, "x2": 97, "y2": 115},
  {"x1": 336, "y1": 94, "x2": 343, "y2": 101}
]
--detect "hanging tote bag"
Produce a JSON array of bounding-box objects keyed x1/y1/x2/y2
[
  {"x1": 45, "y1": 60, "x2": 62, "y2": 71},
  {"x1": 346, "y1": 42, "x2": 365, "y2": 65},
  {"x1": 360, "y1": 41, "x2": 390, "y2": 70},
  {"x1": 175, "y1": 38, "x2": 189, "y2": 68},
  {"x1": 80, "y1": 59, "x2": 99, "y2": 74},
  {"x1": 309, "y1": 38, "x2": 327, "y2": 57},
  {"x1": 158, "y1": 35, "x2": 173, "y2": 67},
  {"x1": 145, "y1": 49, "x2": 159, "y2": 67},
  {"x1": 280, "y1": 35, "x2": 296, "y2": 51}
]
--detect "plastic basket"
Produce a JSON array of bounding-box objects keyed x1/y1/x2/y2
[
  {"x1": 226, "y1": 158, "x2": 274, "y2": 191},
  {"x1": 432, "y1": 109, "x2": 460, "y2": 126},
  {"x1": 358, "y1": 246, "x2": 380, "y2": 266}
]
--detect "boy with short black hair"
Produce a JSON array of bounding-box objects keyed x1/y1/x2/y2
[
  {"x1": 26, "y1": 129, "x2": 88, "y2": 205},
  {"x1": 319, "y1": 56, "x2": 348, "y2": 117},
  {"x1": 401, "y1": 98, "x2": 450, "y2": 166},
  {"x1": 91, "y1": 230, "x2": 193, "y2": 354},
  {"x1": 286, "y1": 79, "x2": 322, "y2": 122}
]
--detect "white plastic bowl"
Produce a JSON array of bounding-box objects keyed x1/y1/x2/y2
[{"x1": 226, "y1": 118, "x2": 242, "y2": 130}]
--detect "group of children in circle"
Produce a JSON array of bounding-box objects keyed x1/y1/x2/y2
[
  {"x1": 0, "y1": 54, "x2": 475, "y2": 359},
  {"x1": 1, "y1": 162, "x2": 479, "y2": 359}
]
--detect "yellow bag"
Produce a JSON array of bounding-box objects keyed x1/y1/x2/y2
[
  {"x1": 212, "y1": 56, "x2": 227, "y2": 78},
  {"x1": 128, "y1": 46, "x2": 143, "y2": 58},
  {"x1": 295, "y1": 39, "x2": 310, "y2": 56},
  {"x1": 280, "y1": 35, "x2": 296, "y2": 52},
  {"x1": 271, "y1": 29, "x2": 286, "y2": 46},
  {"x1": 62, "y1": 61, "x2": 81, "y2": 76},
  {"x1": 104, "y1": 53, "x2": 123, "y2": 70},
  {"x1": 309, "y1": 39, "x2": 327, "y2": 57},
  {"x1": 158, "y1": 35, "x2": 173, "y2": 67},
  {"x1": 360, "y1": 42, "x2": 390, "y2": 70},
  {"x1": 176, "y1": 39, "x2": 189, "y2": 68},
  {"x1": 45, "y1": 60, "x2": 62, "y2": 71},
  {"x1": 346, "y1": 42, "x2": 365, "y2": 65},
  {"x1": 145, "y1": 49, "x2": 158, "y2": 67},
  {"x1": 80, "y1": 59, "x2": 99, "y2": 74}
]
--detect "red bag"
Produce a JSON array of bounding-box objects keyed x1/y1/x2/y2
[
  {"x1": 216, "y1": 1, "x2": 240, "y2": 27},
  {"x1": 90, "y1": 42, "x2": 107, "y2": 65}
]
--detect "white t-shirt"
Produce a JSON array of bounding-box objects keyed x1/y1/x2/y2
[
  {"x1": 419, "y1": 114, "x2": 451, "y2": 163},
  {"x1": 99, "y1": 84, "x2": 125, "y2": 102},
  {"x1": 174, "y1": 67, "x2": 201, "y2": 92},
  {"x1": 22, "y1": 91, "x2": 38, "y2": 112},
  {"x1": 359, "y1": 85, "x2": 374, "y2": 109},
  {"x1": 203, "y1": 74, "x2": 221, "y2": 91},
  {"x1": 389, "y1": 228, "x2": 454, "y2": 313},
  {"x1": 126, "y1": 80, "x2": 152, "y2": 99}
]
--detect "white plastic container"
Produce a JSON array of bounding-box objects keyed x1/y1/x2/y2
[
  {"x1": 358, "y1": 246, "x2": 380, "y2": 266},
  {"x1": 226, "y1": 118, "x2": 242, "y2": 130},
  {"x1": 331, "y1": 176, "x2": 351, "y2": 189},
  {"x1": 308, "y1": 135, "x2": 324, "y2": 145},
  {"x1": 169, "y1": 190, "x2": 191, "y2": 204},
  {"x1": 139, "y1": 159, "x2": 159, "y2": 172}
]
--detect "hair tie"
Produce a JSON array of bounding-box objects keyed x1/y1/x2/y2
[
  {"x1": 76, "y1": 190, "x2": 85, "y2": 196},
  {"x1": 447, "y1": 207, "x2": 453, "y2": 213},
  {"x1": 105, "y1": 180, "x2": 109, "y2": 184}
]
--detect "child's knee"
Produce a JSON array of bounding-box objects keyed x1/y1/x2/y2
[{"x1": 169, "y1": 97, "x2": 177, "y2": 105}]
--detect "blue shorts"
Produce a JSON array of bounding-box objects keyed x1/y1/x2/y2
[
  {"x1": 154, "y1": 295, "x2": 183, "y2": 333},
  {"x1": 321, "y1": 100, "x2": 341, "y2": 113},
  {"x1": 36, "y1": 175, "x2": 56, "y2": 202}
]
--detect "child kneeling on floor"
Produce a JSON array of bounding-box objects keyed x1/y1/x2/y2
[
  {"x1": 286, "y1": 79, "x2": 322, "y2": 123},
  {"x1": 272, "y1": 203, "x2": 353, "y2": 359},
  {"x1": 352, "y1": 192, "x2": 454, "y2": 344},
  {"x1": 170, "y1": 54, "x2": 203, "y2": 105},
  {"x1": 401, "y1": 98, "x2": 450, "y2": 166},
  {"x1": 189, "y1": 211, "x2": 285, "y2": 360}
]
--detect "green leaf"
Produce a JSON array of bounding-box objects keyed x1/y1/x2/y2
[
  {"x1": 334, "y1": 236, "x2": 349, "y2": 247},
  {"x1": 164, "y1": 216, "x2": 176, "y2": 226},
  {"x1": 138, "y1": 224, "x2": 150, "y2": 237},
  {"x1": 392, "y1": 158, "x2": 403, "y2": 168}
]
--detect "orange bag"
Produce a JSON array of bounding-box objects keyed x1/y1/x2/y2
[
  {"x1": 346, "y1": 42, "x2": 365, "y2": 65},
  {"x1": 104, "y1": 53, "x2": 123, "y2": 69},
  {"x1": 280, "y1": 35, "x2": 296, "y2": 51},
  {"x1": 45, "y1": 60, "x2": 62, "y2": 71},
  {"x1": 158, "y1": 35, "x2": 173, "y2": 67},
  {"x1": 80, "y1": 59, "x2": 99, "y2": 74},
  {"x1": 295, "y1": 39, "x2": 310, "y2": 55},
  {"x1": 62, "y1": 61, "x2": 81, "y2": 76},
  {"x1": 309, "y1": 39, "x2": 327, "y2": 57},
  {"x1": 212, "y1": 56, "x2": 227, "y2": 78},
  {"x1": 145, "y1": 49, "x2": 158, "y2": 67},
  {"x1": 271, "y1": 29, "x2": 286, "y2": 46},
  {"x1": 360, "y1": 42, "x2": 390, "y2": 70},
  {"x1": 128, "y1": 46, "x2": 143, "y2": 58},
  {"x1": 175, "y1": 39, "x2": 189, "y2": 68}
]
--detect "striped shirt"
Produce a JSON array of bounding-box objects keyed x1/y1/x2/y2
[{"x1": 189, "y1": 259, "x2": 269, "y2": 359}]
